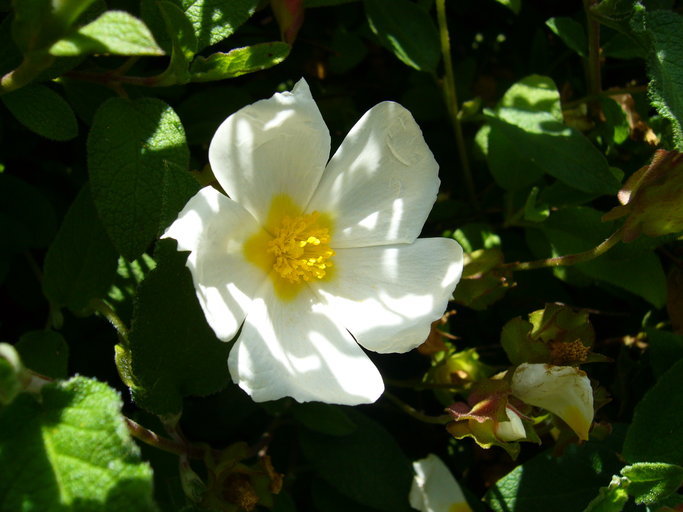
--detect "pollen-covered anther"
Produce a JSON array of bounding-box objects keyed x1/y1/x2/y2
[{"x1": 268, "y1": 212, "x2": 334, "y2": 283}]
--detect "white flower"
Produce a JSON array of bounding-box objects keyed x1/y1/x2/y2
[
  {"x1": 494, "y1": 406, "x2": 527, "y2": 442},
  {"x1": 410, "y1": 454, "x2": 472, "y2": 512},
  {"x1": 163, "y1": 79, "x2": 463, "y2": 405},
  {"x1": 510, "y1": 363, "x2": 594, "y2": 440}
]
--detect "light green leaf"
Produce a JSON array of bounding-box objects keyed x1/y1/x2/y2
[
  {"x1": 127, "y1": 241, "x2": 230, "y2": 415},
  {"x1": 16, "y1": 330, "x2": 68, "y2": 379},
  {"x1": 300, "y1": 409, "x2": 413, "y2": 512},
  {"x1": 88, "y1": 97, "x2": 197, "y2": 261},
  {"x1": 623, "y1": 358, "x2": 683, "y2": 466},
  {"x1": 485, "y1": 444, "x2": 623, "y2": 512},
  {"x1": 181, "y1": 0, "x2": 260, "y2": 50},
  {"x1": 546, "y1": 17, "x2": 587, "y2": 57},
  {"x1": 365, "y1": 0, "x2": 440, "y2": 72},
  {"x1": 0, "y1": 376, "x2": 157, "y2": 511},
  {"x1": 621, "y1": 462, "x2": 683, "y2": 505},
  {"x1": 2, "y1": 84, "x2": 78, "y2": 141},
  {"x1": 42, "y1": 186, "x2": 119, "y2": 312},
  {"x1": 190, "y1": 42, "x2": 291, "y2": 82},
  {"x1": 583, "y1": 477, "x2": 630, "y2": 512},
  {"x1": 50, "y1": 10, "x2": 164, "y2": 56},
  {"x1": 495, "y1": 0, "x2": 521, "y2": 14},
  {"x1": 632, "y1": 7, "x2": 683, "y2": 149},
  {"x1": 499, "y1": 74, "x2": 563, "y2": 121}
]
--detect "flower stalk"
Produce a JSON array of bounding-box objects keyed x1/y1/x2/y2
[{"x1": 384, "y1": 391, "x2": 451, "y2": 425}]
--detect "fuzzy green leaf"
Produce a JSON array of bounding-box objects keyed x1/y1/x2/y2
[
  {"x1": 88, "y1": 97, "x2": 197, "y2": 260},
  {"x1": 0, "y1": 376, "x2": 157, "y2": 511},
  {"x1": 127, "y1": 241, "x2": 230, "y2": 415},
  {"x1": 365, "y1": 0, "x2": 440, "y2": 72},
  {"x1": 181, "y1": 0, "x2": 260, "y2": 50},
  {"x1": 50, "y1": 10, "x2": 164, "y2": 56},
  {"x1": 621, "y1": 462, "x2": 683, "y2": 505},
  {"x1": 43, "y1": 186, "x2": 119, "y2": 312},
  {"x1": 190, "y1": 42, "x2": 290, "y2": 82},
  {"x1": 2, "y1": 84, "x2": 78, "y2": 141}
]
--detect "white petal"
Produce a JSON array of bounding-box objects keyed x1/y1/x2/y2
[
  {"x1": 511, "y1": 363, "x2": 594, "y2": 441},
  {"x1": 410, "y1": 454, "x2": 472, "y2": 512},
  {"x1": 307, "y1": 101, "x2": 439, "y2": 248},
  {"x1": 209, "y1": 79, "x2": 330, "y2": 228},
  {"x1": 163, "y1": 187, "x2": 268, "y2": 341},
  {"x1": 494, "y1": 407, "x2": 527, "y2": 442},
  {"x1": 228, "y1": 280, "x2": 384, "y2": 405},
  {"x1": 312, "y1": 238, "x2": 463, "y2": 354}
]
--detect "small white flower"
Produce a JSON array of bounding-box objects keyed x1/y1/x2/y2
[
  {"x1": 494, "y1": 406, "x2": 527, "y2": 442},
  {"x1": 410, "y1": 454, "x2": 472, "y2": 512},
  {"x1": 164, "y1": 79, "x2": 463, "y2": 405},
  {"x1": 510, "y1": 363, "x2": 594, "y2": 440}
]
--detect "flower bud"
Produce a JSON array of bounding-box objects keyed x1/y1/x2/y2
[{"x1": 511, "y1": 363, "x2": 594, "y2": 440}]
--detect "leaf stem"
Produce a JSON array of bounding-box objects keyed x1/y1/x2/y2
[
  {"x1": 64, "y1": 70, "x2": 162, "y2": 88},
  {"x1": 90, "y1": 299, "x2": 130, "y2": 343},
  {"x1": 435, "y1": 0, "x2": 478, "y2": 210},
  {"x1": 499, "y1": 227, "x2": 623, "y2": 272},
  {"x1": 584, "y1": 0, "x2": 602, "y2": 118},
  {"x1": 125, "y1": 418, "x2": 206, "y2": 459},
  {"x1": 384, "y1": 391, "x2": 451, "y2": 425}
]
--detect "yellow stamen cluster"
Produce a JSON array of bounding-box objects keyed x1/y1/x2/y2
[{"x1": 268, "y1": 212, "x2": 334, "y2": 283}]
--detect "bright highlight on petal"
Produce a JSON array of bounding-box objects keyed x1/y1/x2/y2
[
  {"x1": 165, "y1": 78, "x2": 464, "y2": 405},
  {"x1": 410, "y1": 454, "x2": 472, "y2": 512},
  {"x1": 510, "y1": 363, "x2": 594, "y2": 440}
]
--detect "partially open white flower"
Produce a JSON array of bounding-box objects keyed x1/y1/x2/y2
[
  {"x1": 410, "y1": 454, "x2": 472, "y2": 512},
  {"x1": 510, "y1": 363, "x2": 594, "y2": 440},
  {"x1": 164, "y1": 79, "x2": 463, "y2": 405},
  {"x1": 494, "y1": 406, "x2": 527, "y2": 442}
]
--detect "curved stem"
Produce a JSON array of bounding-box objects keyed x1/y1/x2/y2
[
  {"x1": 435, "y1": 0, "x2": 478, "y2": 210},
  {"x1": 90, "y1": 299, "x2": 130, "y2": 344},
  {"x1": 384, "y1": 392, "x2": 451, "y2": 425},
  {"x1": 125, "y1": 418, "x2": 206, "y2": 459},
  {"x1": 500, "y1": 227, "x2": 623, "y2": 272}
]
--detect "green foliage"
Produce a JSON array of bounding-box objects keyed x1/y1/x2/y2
[
  {"x1": 365, "y1": 0, "x2": 440, "y2": 72},
  {"x1": 621, "y1": 462, "x2": 683, "y2": 505},
  {"x1": 1, "y1": 84, "x2": 78, "y2": 140},
  {"x1": 190, "y1": 43, "x2": 291, "y2": 82},
  {"x1": 181, "y1": 0, "x2": 260, "y2": 50},
  {"x1": 0, "y1": 376, "x2": 157, "y2": 511},
  {"x1": 546, "y1": 17, "x2": 587, "y2": 57},
  {"x1": 16, "y1": 330, "x2": 68, "y2": 379},
  {"x1": 43, "y1": 186, "x2": 119, "y2": 312},
  {"x1": 88, "y1": 97, "x2": 196, "y2": 260}
]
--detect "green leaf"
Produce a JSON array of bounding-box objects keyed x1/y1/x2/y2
[
  {"x1": 495, "y1": 0, "x2": 521, "y2": 14},
  {"x1": 0, "y1": 174, "x2": 57, "y2": 252},
  {"x1": 190, "y1": 42, "x2": 291, "y2": 82},
  {"x1": 623, "y1": 358, "x2": 683, "y2": 466},
  {"x1": 300, "y1": 409, "x2": 413, "y2": 512},
  {"x1": 305, "y1": 0, "x2": 360, "y2": 6},
  {"x1": 365, "y1": 0, "x2": 440, "y2": 72},
  {"x1": 546, "y1": 17, "x2": 587, "y2": 57},
  {"x1": 312, "y1": 479, "x2": 383, "y2": 512},
  {"x1": 1, "y1": 84, "x2": 78, "y2": 141},
  {"x1": 43, "y1": 186, "x2": 119, "y2": 312},
  {"x1": 16, "y1": 330, "x2": 68, "y2": 379},
  {"x1": 291, "y1": 403, "x2": 357, "y2": 436},
  {"x1": 0, "y1": 376, "x2": 157, "y2": 511},
  {"x1": 645, "y1": 329, "x2": 683, "y2": 378},
  {"x1": 485, "y1": 443, "x2": 623, "y2": 512},
  {"x1": 127, "y1": 241, "x2": 230, "y2": 415},
  {"x1": 621, "y1": 462, "x2": 683, "y2": 505},
  {"x1": 50, "y1": 10, "x2": 164, "y2": 56},
  {"x1": 106, "y1": 254, "x2": 157, "y2": 325},
  {"x1": 583, "y1": 477, "x2": 630, "y2": 512},
  {"x1": 499, "y1": 74, "x2": 563, "y2": 121},
  {"x1": 181, "y1": 0, "x2": 260, "y2": 50},
  {"x1": 599, "y1": 96, "x2": 630, "y2": 145},
  {"x1": 88, "y1": 97, "x2": 197, "y2": 261},
  {"x1": 632, "y1": 7, "x2": 683, "y2": 149}
]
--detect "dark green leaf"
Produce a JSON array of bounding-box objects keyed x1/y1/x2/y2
[
  {"x1": 0, "y1": 377, "x2": 157, "y2": 511},
  {"x1": 61, "y1": 78, "x2": 117, "y2": 125},
  {"x1": 365, "y1": 0, "x2": 440, "y2": 72},
  {"x1": 546, "y1": 17, "x2": 587, "y2": 57},
  {"x1": 621, "y1": 462, "x2": 683, "y2": 505},
  {"x1": 190, "y1": 42, "x2": 291, "y2": 82},
  {"x1": 88, "y1": 97, "x2": 197, "y2": 260},
  {"x1": 16, "y1": 330, "x2": 68, "y2": 379},
  {"x1": 645, "y1": 329, "x2": 683, "y2": 378},
  {"x1": 312, "y1": 479, "x2": 383, "y2": 512},
  {"x1": 291, "y1": 403, "x2": 357, "y2": 436},
  {"x1": 50, "y1": 10, "x2": 164, "y2": 56},
  {"x1": 486, "y1": 118, "x2": 545, "y2": 190},
  {"x1": 181, "y1": 0, "x2": 260, "y2": 50},
  {"x1": 623, "y1": 358, "x2": 683, "y2": 466},
  {"x1": 42, "y1": 186, "x2": 119, "y2": 312},
  {"x1": 127, "y1": 240, "x2": 230, "y2": 415},
  {"x1": 300, "y1": 409, "x2": 413, "y2": 512},
  {"x1": 2, "y1": 84, "x2": 78, "y2": 141},
  {"x1": 484, "y1": 444, "x2": 623, "y2": 512}
]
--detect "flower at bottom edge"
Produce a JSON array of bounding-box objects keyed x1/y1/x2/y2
[
  {"x1": 410, "y1": 454, "x2": 473, "y2": 512},
  {"x1": 163, "y1": 78, "x2": 464, "y2": 405}
]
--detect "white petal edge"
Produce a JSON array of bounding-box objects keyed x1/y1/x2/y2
[
  {"x1": 162, "y1": 186, "x2": 268, "y2": 341},
  {"x1": 307, "y1": 101, "x2": 440, "y2": 248},
  {"x1": 494, "y1": 407, "x2": 527, "y2": 442},
  {"x1": 410, "y1": 454, "x2": 472, "y2": 512},
  {"x1": 209, "y1": 79, "x2": 331, "y2": 230},
  {"x1": 511, "y1": 363, "x2": 594, "y2": 441},
  {"x1": 312, "y1": 238, "x2": 463, "y2": 354},
  {"x1": 228, "y1": 279, "x2": 384, "y2": 405}
]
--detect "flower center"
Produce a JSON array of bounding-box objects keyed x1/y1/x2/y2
[{"x1": 267, "y1": 211, "x2": 334, "y2": 283}]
